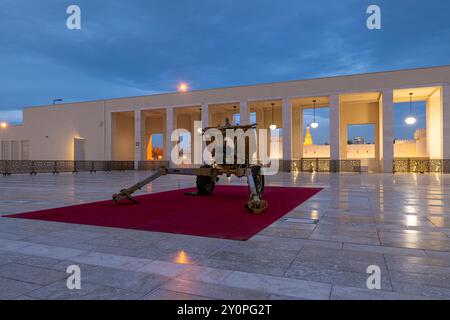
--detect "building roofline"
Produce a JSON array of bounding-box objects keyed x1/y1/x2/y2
[{"x1": 21, "y1": 64, "x2": 450, "y2": 110}]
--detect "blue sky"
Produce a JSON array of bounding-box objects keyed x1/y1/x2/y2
[{"x1": 1, "y1": 0, "x2": 449, "y2": 141}]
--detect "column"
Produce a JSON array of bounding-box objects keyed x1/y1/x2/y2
[
  {"x1": 381, "y1": 89, "x2": 394, "y2": 173},
  {"x1": 292, "y1": 107, "x2": 303, "y2": 160},
  {"x1": 165, "y1": 107, "x2": 174, "y2": 166},
  {"x1": 240, "y1": 101, "x2": 249, "y2": 125},
  {"x1": 105, "y1": 110, "x2": 112, "y2": 160},
  {"x1": 199, "y1": 103, "x2": 210, "y2": 165},
  {"x1": 134, "y1": 110, "x2": 143, "y2": 170},
  {"x1": 443, "y1": 85, "x2": 450, "y2": 158},
  {"x1": 329, "y1": 94, "x2": 340, "y2": 161},
  {"x1": 443, "y1": 85, "x2": 450, "y2": 173},
  {"x1": 201, "y1": 103, "x2": 209, "y2": 128},
  {"x1": 282, "y1": 97, "x2": 292, "y2": 171}
]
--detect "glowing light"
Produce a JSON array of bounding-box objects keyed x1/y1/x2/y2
[
  {"x1": 310, "y1": 210, "x2": 320, "y2": 220},
  {"x1": 310, "y1": 99, "x2": 319, "y2": 129},
  {"x1": 177, "y1": 82, "x2": 189, "y2": 92},
  {"x1": 405, "y1": 117, "x2": 416, "y2": 125},
  {"x1": 0, "y1": 122, "x2": 7, "y2": 129},
  {"x1": 157, "y1": 155, "x2": 163, "y2": 160},
  {"x1": 175, "y1": 250, "x2": 191, "y2": 264},
  {"x1": 405, "y1": 215, "x2": 418, "y2": 226},
  {"x1": 405, "y1": 92, "x2": 416, "y2": 125},
  {"x1": 269, "y1": 103, "x2": 276, "y2": 131},
  {"x1": 404, "y1": 205, "x2": 416, "y2": 214},
  {"x1": 197, "y1": 127, "x2": 203, "y2": 134}
]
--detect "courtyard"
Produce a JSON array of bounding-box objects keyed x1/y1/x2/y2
[{"x1": 0, "y1": 171, "x2": 449, "y2": 300}]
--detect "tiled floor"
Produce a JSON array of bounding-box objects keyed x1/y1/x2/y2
[{"x1": 0, "y1": 171, "x2": 450, "y2": 300}]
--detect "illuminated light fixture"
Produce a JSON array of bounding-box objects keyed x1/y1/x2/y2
[
  {"x1": 197, "y1": 107, "x2": 203, "y2": 133},
  {"x1": 177, "y1": 82, "x2": 189, "y2": 93},
  {"x1": 269, "y1": 103, "x2": 277, "y2": 130},
  {"x1": 310, "y1": 99, "x2": 319, "y2": 129},
  {"x1": 0, "y1": 122, "x2": 8, "y2": 129},
  {"x1": 405, "y1": 92, "x2": 417, "y2": 125}
]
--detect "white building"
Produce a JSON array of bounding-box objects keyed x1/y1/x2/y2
[{"x1": 1, "y1": 65, "x2": 450, "y2": 173}]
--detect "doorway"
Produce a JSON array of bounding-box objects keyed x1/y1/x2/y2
[{"x1": 74, "y1": 138, "x2": 86, "y2": 161}]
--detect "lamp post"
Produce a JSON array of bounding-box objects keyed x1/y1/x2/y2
[{"x1": 177, "y1": 82, "x2": 188, "y2": 93}]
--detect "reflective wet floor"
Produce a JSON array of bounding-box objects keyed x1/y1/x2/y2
[{"x1": 0, "y1": 171, "x2": 449, "y2": 299}]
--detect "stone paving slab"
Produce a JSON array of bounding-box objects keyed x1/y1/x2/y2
[{"x1": 1, "y1": 171, "x2": 450, "y2": 299}]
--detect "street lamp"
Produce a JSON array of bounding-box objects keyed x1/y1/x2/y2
[{"x1": 177, "y1": 82, "x2": 188, "y2": 93}]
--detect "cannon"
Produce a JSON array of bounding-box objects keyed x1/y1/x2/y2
[{"x1": 112, "y1": 120, "x2": 268, "y2": 213}]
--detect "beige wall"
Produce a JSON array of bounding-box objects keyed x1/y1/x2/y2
[
  {"x1": 303, "y1": 145, "x2": 330, "y2": 158},
  {"x1": 1, "y1": 101, "x2": 105, "y2": 160},
  {"x1": 112, "y1": 112, "x2": 134, "y2": 161}
]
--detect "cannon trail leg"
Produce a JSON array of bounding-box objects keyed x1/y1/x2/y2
[
  {"x1": 246, "y1": 171, "x2": 268, "y2": 214},
  {"x1": 112, "y1": 169, "x2": 164, "y2": 204}
]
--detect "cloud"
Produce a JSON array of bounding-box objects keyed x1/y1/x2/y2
[{"x1": 1, "y1": 0, "x2": 450, "y2": 121}]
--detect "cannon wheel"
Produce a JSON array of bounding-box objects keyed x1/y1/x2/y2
[
  {"x1": 250, "y1": 165, "x2": 265, "y2": 195},
  {"x1": 196, "y1": 165, "x2": 215, "y2": 195}
]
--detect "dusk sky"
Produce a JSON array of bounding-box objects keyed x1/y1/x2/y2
[{"x1": 1, "y1": 0, "x2": 449, "y2": 141}]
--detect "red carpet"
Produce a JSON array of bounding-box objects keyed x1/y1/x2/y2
[{"x1": 6, "y1": 186, "x2": 322, "y2": 241}]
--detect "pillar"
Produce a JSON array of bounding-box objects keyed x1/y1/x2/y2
[
  {"x1": 292, "y1": 107, "x2": 303, "y2": 160},
  {"x1": 381, "y1": 89, "x2": 394, "y2": 173},
  {"x1": 134, "y1": 110, "x2": 143, "y2": 170},
  {"x1": 165, "y1": 107, "x2": 174, "y2": 166},
  {"x1": 282, "y1": 97, "x2": 292, "y2": 171},
  {"x1": 201, "y1": 103, "x2": 209, "y2": 128},
  {"x1": 240, "y1": 101, "x2": 249, "y2": 125},
  {"x1": 443, "y1": 85, "x2": 450, "y2": 172},
  {"x1": 105, "y1": 110, "x2": 112, "y2": 160},
  {"x1": 329, "y1": 94, "x2": 340, "y2": 161}
]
